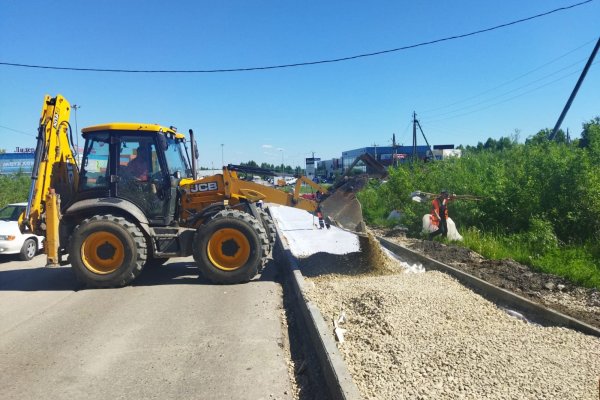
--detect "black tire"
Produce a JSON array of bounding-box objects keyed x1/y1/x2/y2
[
  {"x1": 193, "y1": 209, "x2": 269, "y2": 284},
  {"x1": 257, "y1": 208, "x2": 277, "y2": 252},
  {"x1": 19, "y1": 238, "x2": 37, "y2": 261},
  {"x1": 69, "y1": 215, "x2": 147, "y2": 288},
  {"x1": 145, "y1": 257, "x2": 169, "y2": 268}
]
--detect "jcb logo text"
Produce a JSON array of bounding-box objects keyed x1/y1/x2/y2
[{"x1": 190, "y1": 182, "x2": 218, "y2": 193}]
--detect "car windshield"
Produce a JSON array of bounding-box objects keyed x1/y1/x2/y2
[{"x1": 0, "y1": 205, "x2": 25, "y2": 221}]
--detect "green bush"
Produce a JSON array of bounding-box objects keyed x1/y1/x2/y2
[
  {"x1": 358, "y1": 117, "x2": 600, "y2": 288},
  {"x1": 0, "y1": 174, "x2": 31, "y2": 208}
]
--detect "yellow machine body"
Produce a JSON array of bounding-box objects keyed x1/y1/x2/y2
[
  {"x1": 179, "y1": 171, "x2": 326, "y2": 226},
  {"x1": 19, "y1": 94, "x2": 359, "y2": 287},
  {"x1": 19, "y1": 95, "x2": 79, "y2": 265}
]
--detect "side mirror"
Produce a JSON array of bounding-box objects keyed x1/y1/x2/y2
[{"x1": 173, "y1": 170, "x2": 181, "y2": 180}]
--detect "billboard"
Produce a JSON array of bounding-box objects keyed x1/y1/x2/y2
[{"x1": 0, "y1": 153, "x2": 35, "y2": 174}]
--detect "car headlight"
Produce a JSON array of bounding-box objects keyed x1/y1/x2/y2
[{"x1": 0, "y1": 235, "x2": 16, "y2": 241}]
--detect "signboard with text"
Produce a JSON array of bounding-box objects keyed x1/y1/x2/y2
[{"x1": 0, "y1": 153, "x2": 35, "y2": 174}]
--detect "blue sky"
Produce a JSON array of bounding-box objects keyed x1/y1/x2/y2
[{"x1": 1, "y1": 1, "x2": 598, "y2": 169}]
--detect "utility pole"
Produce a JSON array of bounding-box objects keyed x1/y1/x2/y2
[
  {"x1": 411, "y1": 112, "x2": 435, "y2": 163},
  {"x1": 412, "y1": 112, "x2": 418, "y2": 163},
  {"x1": 392, "y1": 133, "x2": 397, "y2": 167},
  {"x1": 415, "y1": 119, "x2": 435, "y2": 162},
  {"x1": 550, "y1": 37, "x2": 600, "y2": 141},
  {"x1": 72, "y1": 104, "x2": 81, "y2": 157},
  {"x1": 279, "y1": 148, "x2": 284, "y2": 174}
]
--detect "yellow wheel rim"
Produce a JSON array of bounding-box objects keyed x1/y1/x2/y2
[
  {"x1": 207, "y1": 228, "x2": 251, "y2": 271},
  {"x1": 81, "y1": 232, "x2": 125, "y2": 274}
]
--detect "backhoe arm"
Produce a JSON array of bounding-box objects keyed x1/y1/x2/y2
[{"x1": 19, "y1": 95, "x2": 79, "y2": 265}]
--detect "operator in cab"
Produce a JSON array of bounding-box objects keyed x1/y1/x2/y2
[{"x1": 124, "y1": 145, "x2": 150, "y2": 181}]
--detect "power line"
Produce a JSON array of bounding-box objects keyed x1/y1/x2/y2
[
  {"x1": 421, "y1": 56, "x2": 591, "y2": 120},
  {"x1": 419, "y1": 37, "x2": 598, "y2": 114},
  {"x1": 421, "y1": 63, "x2": 597, "y2": 125},
  {"x1": 0, "y1": 125, "x2": 35, "y2": 137},
  {"x1": 0, "y1": 0, "x2": 593, "y2": 74}
]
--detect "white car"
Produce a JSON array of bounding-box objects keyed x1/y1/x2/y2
[
  {"x1": 0, "y1": 202, "x2": 44, "y2": 261},
  {"x1": 285, "y1": 177, "x2": 297, "y2": 185}
]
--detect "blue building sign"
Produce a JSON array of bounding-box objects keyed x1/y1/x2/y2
[{"x1": 0, "y1": 152, "x2": 35, "y2": 174}]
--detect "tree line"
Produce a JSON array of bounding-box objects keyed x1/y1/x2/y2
[{"x1": 238, "y1": 160, "x2": 303, "y2": 176}]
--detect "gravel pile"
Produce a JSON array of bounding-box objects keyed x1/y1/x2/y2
[
  {"x1": 376, "y1": 233, "x2": 600, "y2": 329},
  {"x1": 306, "y1": 271, "x2": 600, "y2": 400}
]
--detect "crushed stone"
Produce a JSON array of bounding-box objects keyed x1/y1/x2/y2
[
  {"x1": 377, "y1": 233, "x2": 600, "y2": 329},
  {"x1": 305, "y1": 271, "x2": 600, "y2": 400}
]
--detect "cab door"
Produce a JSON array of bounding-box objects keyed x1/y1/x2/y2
[{"x1": 116, "y1": 135, "x2": 169, "y2": 223}]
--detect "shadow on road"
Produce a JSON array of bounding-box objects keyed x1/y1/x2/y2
[
  {"x1": 0, "y1": 258, "x2": 280, "y2": 291},
  {"x1": 0, "y1": 266, "x2": 78, "y2": 291},
  {"x1": 133, "y1": 258, "x2": 280, "y2": 286}
]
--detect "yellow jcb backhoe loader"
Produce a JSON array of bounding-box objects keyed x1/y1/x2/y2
[{"x1": 19, "y1": 94, "x2": 363, "y2": 288}]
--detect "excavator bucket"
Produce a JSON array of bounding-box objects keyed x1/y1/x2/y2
[
  {"x1": 320, "y1": 175, "x2": 369, "y2": 236},
  {"x1": 319, "y1": 153, "x2": 387, "y2": 236}
]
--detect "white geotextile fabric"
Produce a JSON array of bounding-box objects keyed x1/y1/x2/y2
[
  {"x1": 381, "y1": 247, "x2": 425, "y2": 273},
  {"x1": 422, "y1": 214, "x2": 463, "y2": 241},
  {"x1": 268, "y1": 205, "x2": 360, "y2": 258}
]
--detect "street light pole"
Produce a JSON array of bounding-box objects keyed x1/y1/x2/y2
[
  {"x1": 279, "y1": 149, "x2": 284, "y2": 174},
  {"x1": 221, "y1": 144, "x2": 224, "y2": 167},
  {"x1": 72, "y1": 104, "x2": 81, "y2": 157}
]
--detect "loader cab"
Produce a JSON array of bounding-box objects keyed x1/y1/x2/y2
[{"x1": 79, "y1": 123, "x2": 192, "y2": 226}]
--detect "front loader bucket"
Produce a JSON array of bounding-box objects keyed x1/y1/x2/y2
[{"x1": 320, "y1": 176, "x2": 369, "y2": 235}]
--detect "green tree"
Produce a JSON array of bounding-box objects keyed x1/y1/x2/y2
[
  {"x1": 0, "y1": 174, "x2": 31, "y2": 207},
  {"x1": 241, "y1": 160, "x2": 259, "y2": 168},
  {"x1": 579, "y1": 117, "x2": 600, "y2": 153},
  {"x1": 526, "y1": 128, "x2": 567, "y2": 145}
]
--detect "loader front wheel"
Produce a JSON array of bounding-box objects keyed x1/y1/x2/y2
[
  {"x1": 257, "y1": 208, "x2": 277, "y2": 252},
  {"x1": 69, "y1": 215, "x2": 147, "y2": 288},
  {"x1": 194, "y1": 210, "x2": 269, "y2": 284}
]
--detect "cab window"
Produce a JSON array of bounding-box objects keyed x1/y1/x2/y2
[
  {"x1": 162, "y1": 136, "x2": 189, "y2": 177},
  {"x1": 81, "y1": 136, "x2": 110, "y2": 189},
  {"x1": 118, "y1": 137, "x2": 160, "y2": 182}
]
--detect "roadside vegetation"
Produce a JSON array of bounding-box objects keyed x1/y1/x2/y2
[
  {"x1": 358, "y1": 117, "x2": 600, "y2": 289},
  {"x1": 0, "y1": 174, "x2": 30, "y2": 207}
]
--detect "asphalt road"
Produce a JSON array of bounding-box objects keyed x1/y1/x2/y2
[{"x1": 0, "y1": 254, "x2": 293, "y2": 400}]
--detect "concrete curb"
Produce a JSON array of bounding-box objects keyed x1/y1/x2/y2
[
  {"x1": 274, "y1": 225, "x2": 362, "y2": 400},
  {"x1": 378, "y1": 236, "x2": 600, "y2": 338}
]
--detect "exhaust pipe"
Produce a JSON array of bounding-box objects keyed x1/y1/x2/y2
[{"x1": 189, "y1": 129, "x2": 198, "y2": 180}]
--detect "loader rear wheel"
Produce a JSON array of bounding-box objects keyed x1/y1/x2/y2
[
  {"x1": 69, "y1": 215, "x2": 147, "y2": 288},
  {"x1": 193, "y1": 209, "x2": 269, "y2": 284}
]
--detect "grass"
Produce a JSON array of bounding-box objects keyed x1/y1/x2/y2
[
  {"x1": 460, "y1": 228, "x2": 600, "y2": 289},
  {"x1": 278, "y1": 182, "x2": 331, "y2": 194}
]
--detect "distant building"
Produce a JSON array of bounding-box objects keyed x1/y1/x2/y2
[
  {"x1": 305, "y1": 157, "x2": 321, "y2": 179},
  {"x1": 431, "y1": 148, "x2": 462, "y2": 160},
  {"x1": 339, "y1": 144, "x2": 458, "y2": 173},
  {"x1": 0, "y1": 152, "x2": 35, "y2": 175},
  {"x1": 197, "y1": 169, "x2": 223, "y2": 177},
  {"x1": 316, "y1": 158, "x2": 341, "y2": 179}
]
